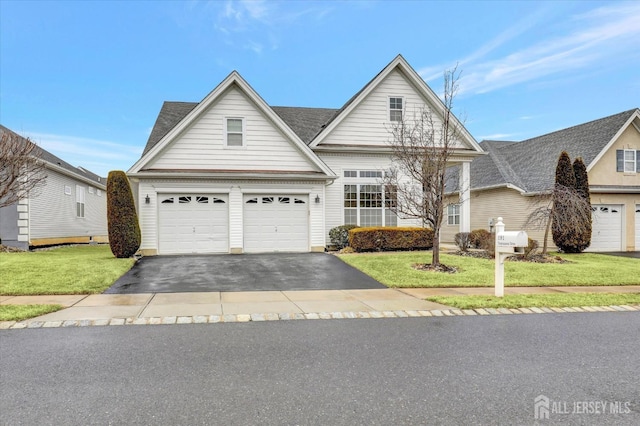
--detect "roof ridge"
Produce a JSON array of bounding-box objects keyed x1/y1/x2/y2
[{"x1": 482, "y1": 142, "x2": 528, "y2": 191}]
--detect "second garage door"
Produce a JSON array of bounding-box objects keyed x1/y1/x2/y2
[{"x1": 244, "y1": 195, "x2": 309, "y2": 252}]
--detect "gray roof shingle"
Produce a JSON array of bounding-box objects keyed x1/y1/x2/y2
[{"x1": 449, "y1": 108, "x2": 639, "y2": 194}]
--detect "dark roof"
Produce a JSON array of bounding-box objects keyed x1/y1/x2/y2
[
  {"x1": 449, "y1": 108, "x2": 639, "y2": 194},
  {"x1": 141, "y1": 101, "x2": 339, "y2": 156},
  {"x1": 0, "y1": 125, "x2": 105, "y2": 186}
]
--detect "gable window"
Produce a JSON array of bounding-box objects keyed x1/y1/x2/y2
[
  {"x1": 389, "y1": 97, "x2": 403, "y2": 122},
  {"x1": 343, "y1": 171, "x2": 397, "y2": 227},
  {"x1": 616, "y1": 149, "x2": 639, "y2": 173},
  {"x1": 447, "y1": 204, "x2": 460, "y2": 225},
  {"x1": 75, "y1": 185, "x2": 85, "y2": 218},
  {"x1": 226, "y1": 118, "x2": 244, "y2": 147}
]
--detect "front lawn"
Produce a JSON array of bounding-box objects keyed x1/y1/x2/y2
[
  {"x1": 337, "y1": 251, "x2": 639, "y2": 287},
  {"x1": 427, "y1": 293, "x2": 640, "y2": 309},
  {"x1": 0, "y1": 305, "x2": 64, "y2": 321},
  {"x1": 0, "y1": 245, "x2": 135, "y2": 295}
]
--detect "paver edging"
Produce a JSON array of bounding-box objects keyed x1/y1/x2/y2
[{"x1": 1, "y1": 304, "x2": 638, "y2": 329}]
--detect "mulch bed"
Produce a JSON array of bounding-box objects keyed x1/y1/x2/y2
[
  {"x1": 450, "y1": 249, "x2": 570, "y2": 264},
  {"x1": 412, "y1": 263, "x2": 458, "y2": 273},
  {"x1": 0, "y1": 244, "x2": 25, "y2": 253}
]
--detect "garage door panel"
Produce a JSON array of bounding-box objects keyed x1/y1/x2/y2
[
  {"x1": 158, "y1": 194, "x2": 229, "y2": 254},
  {"x1": 588, "y1": 204, "x2": 622, "y2": 252},
  {"x1": 244, "y1": 194, "x2": 309, "y2": 252}
]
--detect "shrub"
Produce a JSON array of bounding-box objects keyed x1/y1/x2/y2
[
  {"x1": 348, "y1": 227, "x2": 434, "y2": 252},
  {"x1": 524, "y1": 238, "x2": 539, "y2": 259},
  {"x1": 329, "y1": 225, "x2": 359, "y2": 250},
  {"x1": 469, "y1": 229, "x2": 492, "y2": 249},
  {"x1": 454, "y1": 232, "x2": 472, "y2": 252},
  {"x1": 107, "y1": 171, "x2": 141, "y2": 258}
]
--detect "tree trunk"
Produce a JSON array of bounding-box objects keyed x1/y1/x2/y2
[
  {"x1": 432, "y1": 229, "x2": 440, "y2": 266},
  {"x1": 542, "y1": 214, "x2": 551, "y2": 255}
]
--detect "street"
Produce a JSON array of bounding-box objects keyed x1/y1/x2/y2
[{"x1": 1, "y1": 313, "x2": 639, "y2": 425}]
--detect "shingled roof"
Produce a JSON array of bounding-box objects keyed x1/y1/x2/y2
[
  {"x1": 449, "y1": 108, "x2": 639, "y2": 194},
  {"x1": 141, "y1": 101, "x2": 339, "y2": 156},
  {"x1": 0, "y1": 125, "x2": 105, "y2": 187}
]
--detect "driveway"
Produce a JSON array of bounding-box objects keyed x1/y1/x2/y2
[{"x1": 104, "y1": 253, "x2": 385, "y2": 293}]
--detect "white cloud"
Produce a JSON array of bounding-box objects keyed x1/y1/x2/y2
[
  {"x1": 25, "y1": 132, "x2": 142, "y2": 177},
  {"x1": 421, "y1": 2, "x2": 640, "y2": 96},
  {"x1": 478, "y1": 133, "x2": 517, "y2": 140}
]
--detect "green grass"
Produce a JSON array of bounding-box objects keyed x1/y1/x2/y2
[
  {"x1": 427, "y1": 293, "x2": 640, "y2": 309},
  {"x1": 0, "y1": 245, "x2": 135, "y2": 295},
  {"x1": 0, "y1": 304, "x2": 64, "y2": 321},
  {"x1": 337, "y1": 251, "x2": 640, "y2": 287}
]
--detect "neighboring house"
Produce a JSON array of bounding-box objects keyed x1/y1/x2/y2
[
  {"x1": 442, "y1": 108, "x2": 640, "y2": 252},
  {"x1": 128, "y1": 55, "x2": 484, "y2": 255},
  {"x1": 0, "y1": 125, "x2": 108, "y2": 250}
]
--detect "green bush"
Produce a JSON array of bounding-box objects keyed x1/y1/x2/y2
[
  {"x1": 348, "y1": 227, "x2": 434, "y2": 252},
  {"x1": 329, "y1": 225, "x2": 359, "y2": 250},
  {"x1": 469, "y1": 229, "x2": 492, "y2": 249},
  {"x1": 107, "y1": 171, "x2": 141, "y2": 258}
]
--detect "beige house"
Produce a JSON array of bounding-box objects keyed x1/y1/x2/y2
[{"x1": 443, "y1": 108, "x2": 640, "y2": 252}]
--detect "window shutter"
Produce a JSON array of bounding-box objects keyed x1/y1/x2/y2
[
  {"x1": 616, "y1": 150, "x2": 624, "y2": 172},
  {"x1": 636, "y1": 150, "x2": 640, "y2": 172}
]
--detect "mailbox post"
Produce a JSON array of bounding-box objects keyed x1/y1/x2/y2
[{"x1": 494, "y1": 217, "x2": 528, "y2": 297}]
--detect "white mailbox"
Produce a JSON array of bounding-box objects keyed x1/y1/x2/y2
[{"x1": 496, "y1": 230, "x2": 528, "y2": 253}]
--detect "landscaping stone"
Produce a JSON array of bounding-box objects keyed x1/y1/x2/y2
[
  {"x1": 177, "y1": 316, "x2": 193, "y2": 324},
  {"x1": 418, "y1": 310, "x2": 433, "y2": 316},
  {"x1": 208, "y1": 315, "x2": 222, "y2": 323},
  {"x1": 357, "y1": 311, "x2": 371, "y2": 318},
  {"x1": 382, "y1": 311, "x2": 396, "y2": 318},
  {"x1": 93, "y1": 319, "x2": 110, "y2": 326},
  {"x1": 0, "y1": 321, "x2": 17, "y2": 329},
  {"x1": 222, "y1": 315, "x2": 237, "y2": 322},
  {"x1": 530, "y1": 308, "x2": 545, "y2": 314},
  {"x1": 237, "y1": 314, "x2": 251, "y2": 322},
  {"x1": 304, "y1": 313, "x2": 320, "y2": 320},
  {"x1": 193, "y1": 316, "x2": 208, "y2": 323},
  {"x1": 431, "y1": 310, "x2": 444, "y2": 316},
  {"x1": 160, "y1": 317, "x2": 176, "y2": 325},
  {"x1": 251, "y1": 313, "x2": 266, "y2": 322},
  {"x1": 43, "y1": 321, "x2": 62, "y2": 328},
  {"x1": 148, "y1": 317, "x2": 162, "y2": 325},
  {"x1": 133, "y1": 318, "x2": 148, "y2": 325},
  {"x1": 462, "y1": 309, "x2": 477, "y2": 316},
  {"x1": 27, "y1": 321, "x2": 44, "y2": 328},
  {"x1": 394, "y1": 310, "x2": 409, "y2": 317},
  {"x1": 319, "y1": 312, "x2": 332, "y2": 319},
  {"x1": 406, "y1": 310, "x2": 421, "y2": 317},
  {"x1": 474, "y1": 309, "x2": 490, "y2": 315},
  {"x1": 265, "y1": 313, "x2": 279, "y2": 321},
  {"x1": 62, "y1": 320, "x2": 78, "y2": 327},
  {"x1": 369, "y1": 311, "x2": 384, "y2": 318}
]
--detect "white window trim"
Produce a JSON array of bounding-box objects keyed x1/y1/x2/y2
[
  {"x1": 224, "y1": 117, "x2": 245, "y2": 148},
  {"x1": 623, "y1": 149, "x2": 636, "y2": 173},
  {"x1": 343, "y1": 169, "x2": 397, "y2": 227},
  {"x1": 75, "y1": 185, "x2": 86, "y2": 218},
  {"x1": 447, "y1": 204, "x2": 460, "y2": 226},
  {"x1": 388, "y1": 96, "x2": 404, "y2": 123}
]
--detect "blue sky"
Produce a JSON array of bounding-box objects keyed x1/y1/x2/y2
[{"x1": 1, "y1": 0, "x2": 639, "y2": 177}]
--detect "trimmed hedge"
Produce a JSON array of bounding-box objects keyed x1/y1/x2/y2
[
  {"x1": 107, "y1": 171, "x2": 141, "y2": 258},
  {"x1": 348, "y1": 227, "x2": 434, "y2": 252}
]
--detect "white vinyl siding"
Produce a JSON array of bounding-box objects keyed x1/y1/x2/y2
[
  {"x1": 318, "y1": 153, "x2": 420, "y2": 238},
  {"x1": 137, "y1": 179, "x2": 325, "y2": 254},
  {"x1": 28, "y1": 169, "x2": 107, "y2": 241},
  {"x1": 147, "y1": 86, "x2": 319, "y2": 172},
  {"x1": 317, "y1": 69, "x2": 444, "y2": 147}
]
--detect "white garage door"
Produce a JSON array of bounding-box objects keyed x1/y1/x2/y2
[
  {"x1": 589, "y1": 204, "x2": 623, "y2": 252},
  {"x1": 244, "y1": 195, "x2": 309, "y2": 252},
  {"x1": 635, "y1": 204, "x2": 640, "y2": 251},
  {"x1": 158, "y1": 194, "x2": 229, "y2": 254}
]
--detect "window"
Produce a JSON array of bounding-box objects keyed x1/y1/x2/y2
[
  {"x1": 344, "y1": 170, "x2": 357, "y2": 178},
  {"x1": 343, "y1": 171, "x2": 397, "y2": 226},
  {"x1": 389, "y1": 97, "x2": 403, "y2": 122},
  {"x1": 226, "y1": 118, "x2": 244, "y2": 147},
  {"x1": 64, "y1": 186, "x2": 72, "y2": 195},
  {"x1": 616, "y1": 149, "x2": 639, "y2": 173},
  {"x1": 96, "y1": 189, "x2": 102, "y2": 197},
  {"x1": 75, "y1": 185, "x2": 85, "y2": 218},
  {"x1": 447, "y1": 204, "x2": 460, "y2": 225}
]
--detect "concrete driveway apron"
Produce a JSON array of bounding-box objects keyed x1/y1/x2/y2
[{"x1": 104, "y1": 253, "x2": 385, "y2": 294}]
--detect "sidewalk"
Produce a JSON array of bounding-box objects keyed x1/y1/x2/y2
[{"x1": 1, "y1": 286, "x2": 639, "y2": 328}]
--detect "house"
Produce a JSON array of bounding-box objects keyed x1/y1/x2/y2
[
  {"x1": 442, "y1": 108, "x2": 640, "y2": 252},
  {"x1": 0, "y1": 125, "x2": 108, "y2": 250},
  {"x1": 127, "y1": 55, "x2": 484, "y2": 255}
]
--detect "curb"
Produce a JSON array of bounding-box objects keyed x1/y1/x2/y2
[{"x1": 1, "y1": 304, "x2": 638, "y2": 330}]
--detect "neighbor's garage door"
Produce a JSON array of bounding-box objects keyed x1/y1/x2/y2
[
  {"x1": 244, "y1": 195, "x2": 308, "y2": 252},
  {"x1": 158, "y1": 194, "x2": 228, "y2": 254},
  {"x1": 635, "y1": 204, "x2": 640, "y2": 251},
  {"x1": 589, "y1": 204, "x2": 623, "y2": 252}
]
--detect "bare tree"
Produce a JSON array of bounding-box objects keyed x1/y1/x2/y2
[
  {"x1": 523, "y1": 185, "x2": 592, "y2": 254},
  {"x1": 0, "y1": 129, "x2": 47, "y2": 208},
  {"x1": 383, "y1": 67, "x2": 464, "y2": 266}
]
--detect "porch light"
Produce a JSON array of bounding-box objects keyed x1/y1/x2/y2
[
  {"x1": 145, "y1": 194, "x2": 150, "y2": 204},
  {"x1": 315, "y1": 195, "x2": 321, "y2": 204}
]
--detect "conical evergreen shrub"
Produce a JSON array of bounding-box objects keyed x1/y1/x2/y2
[
  {"x1": 107, "y1": 171, "x2": 141, "y2": 258},
  {"x1": 552, "y1": 151, "x2": 576, "y2": 251}
]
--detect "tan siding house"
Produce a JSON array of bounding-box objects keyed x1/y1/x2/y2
[{"x1": 444, "y1": 109, "x2": 640, "y2": 252}]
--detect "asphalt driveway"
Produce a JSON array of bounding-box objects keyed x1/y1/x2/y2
[{"x1": 104, "y1": 253, "x2": 385, "y2": 294}]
